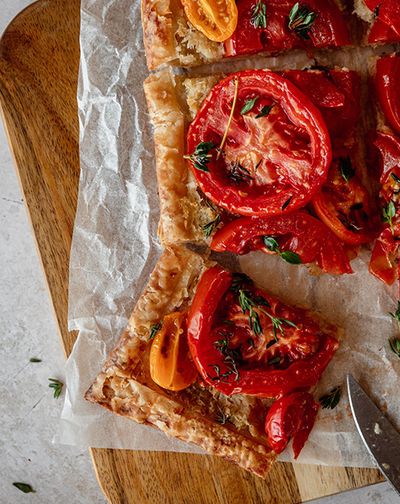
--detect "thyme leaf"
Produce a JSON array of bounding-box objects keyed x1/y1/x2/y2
[
  {"x1": 389, "y1": 300, "x2": 400, "y2": 326},
  {"x1": 215, "y1": 407, "x2": 231, "y2": 425},
  {"x1": 184, "y1": 141, "x2": 215, "y2": 172},
  {"x1": 256, "y1": 104, "x2": 273, "y2": 119},
  {"x1": 288, "y1": 2, "x2": 316, "y2": 39},
  {"x1": 202, "y1": 213, "x2": 221, "y2": 237},
  {"x1": 263, "y1": 235, "x2": 302, "y2": 264},
  {"x1": 251, "y1": 1, "x2": 267, "y2": 28},
  {"x1": 340, "y1": 156, "x2": 355, "y2": 183},
  {"x1": 12, "y1": 483, "x2": 35, "y2": 494},
  {"x1": 391, "y1": 172, "x2": 400, "y2": 183},
  {"x1": 48, "y1": 378, "x2": 63, "y2": 399},
  {"x1": 382, "y1": 200, "x2": 396, "y2": 235},
  {"x1": 148, "y1": 322, "x2": 162, "y2": 341},
  {"x1": 267, "y1": 356, "x2": 281, "y2": 366},
  {"x1": 29, "y1": 357, "x2": 42, "y2": 363},
  {"x1": 282, "y1": 195, "x2": 293, "y2": 210},
  {"x1": 319, "y1": 386, "x2": 341, "y2": 409},
  {"x1": 241, "y1": 96, "x2": 259, "y2": 115}
]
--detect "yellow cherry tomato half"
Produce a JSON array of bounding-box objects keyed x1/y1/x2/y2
[
  {"x1": 149, "y1": 312, "x2": 198, "y2": 391},
  {"x1": 181, "y1": 0, "x2": 238, "y2": 42}
]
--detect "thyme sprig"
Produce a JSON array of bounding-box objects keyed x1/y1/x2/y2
[
  {"x1": 184, "y1": 141, "x2": 215, "y2": 172},
  {"x1": 389, "y1": 300, "x2": 400, "y2": 328},
  {"x1": 382, "y1": 200, "x2": 396, "y2": 235},
  {"x1": 215, "y1": 406, "x2": 231, "y2": 425},
  {"x1": 288, "y1": 2, "x2": 316, "y2": 39},
  {"x1": 48, "y1": 378, "x2": 63, "y2": 399},
  {"x1": 319, "y1": 386, "x2": 341, "y2": 409},
  {"x1": 217, "y1": 77, "x2": 239, "y2": 159},
  {"x1": 263, "y1": 236, "x2": 302, "y2": 265},
  {"x1": 251, "y1": 1, "x2": 267, "y2": 28},
  {"x1": 238, "y1": 289, "x2": 297, "y2": 340}
]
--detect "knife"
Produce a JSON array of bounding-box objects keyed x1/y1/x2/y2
[{"x1": 347, "y1": 374, "x2": 400, "y2": 496}]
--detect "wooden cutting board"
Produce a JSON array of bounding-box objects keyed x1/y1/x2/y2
[{"x1": 0, "y1": 0, "x2": 383, "y2": 502}]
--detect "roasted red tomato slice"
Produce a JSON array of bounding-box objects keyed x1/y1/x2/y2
[
  {"x1": 283, "y1": 69, "x2": 361, "y2": 144},
  {"x1": 367, "y1": 0, "x2": 400, "y2": 43},
  {"x1": 376, "y1": 54, "x2": 400, "y2": 136},
  {"x1": 369, "y1": 226, "x2": 400, "y2": 285},
  {"x1": 369, "y1": 132, "x2": 400, "y2": 285},
  {"x1": 265, "y1": 392, "x2": 319, "y2": 458},
  {"x1": 187, "y1": 70, "x2": 332, "y2": 217},
  {"x1": 312, "y1": 157, "x2": 378, "y2": 245},
  {"x1": 225, "y1": 0, "x2": 350, "y2": 57},
  {"x1": 211, "y1": 212, "x2": 352, "y2": 275},
  {"x1": 187, "y1": 267, "x2": 339, "y2": 398}
]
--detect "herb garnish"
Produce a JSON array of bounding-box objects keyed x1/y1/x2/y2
[
  {"x1": 209, "y1": 338, "x2": 242, "y2": 383},
  {"x1": 288, "y1": 2, "x2": 316, "y2": 39},
  {"x1": 48, "y1": 378, "x2": 63, "y2": 399},
  {"x1": 29, "y1": 357, "x2": 42, "y2": 363},
  {"x1": 215, "y1": 406, "x2": 231, "y2": 424},
  {"x1": 217, "y1": 77, "x2": 239, "y2": 159},
  {"x1": 202, "y1": 214, "x2": 221, "y2": 237},
  {"x1": 389, "y1": 300, "x2": 400, "y2": 328},
  {"x1": 340, "y1": 156, "x2": 355, "y2": 183},
  {"x1": 389, "y1": 337, "x2": 400, "y2": 358},
  {"x1": 238, "y1": 289, "x2": 297, "y2": 340},
  {"x1": 184, "y1": 141, "x2": 215, "y2": 172},
  {"x1": 148, "y1": 322, "x2": 162, "y2": 341},
  {"x1": 228, "y1": 162, "x2": 254, "y2": 184},
  {"x1": 282, "y1": 195, "x2": 293, "y2": 210},
  {"x1": 12, "y1": 483, "x2": 35, "y2": 494},
  {"x1": 231, "y1": 272, "x2": 252, "y2": 293},
  {"x1": 251, "y1": 1, "x2": 267, "y2": 28},
  {"x1": 373, "y1": 4, "x2": 381, "y2": 18},
  {"x1": 241, "y1": 96, "x2": 258, "y2": 115},
  {"x1": 319, "y1": 386, "x2": 341, "y2": 409},
  {"x1": 256, "y1": 104, "x2": 273, "y2": 119},
  {"x1": 263, "y1": 235, "x2": 302, "y2": 265},
  {"x1": 382, "y1": 200, "x2": 396, "y2": 235}
]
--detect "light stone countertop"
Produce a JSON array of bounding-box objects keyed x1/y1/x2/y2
[{"x1": 0, "y1": 2, "x2": 398, "y2": 503}]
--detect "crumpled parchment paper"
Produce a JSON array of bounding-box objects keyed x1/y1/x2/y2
[{"x1": 56, "y1": 0, "x2": 400, "y2": 467}]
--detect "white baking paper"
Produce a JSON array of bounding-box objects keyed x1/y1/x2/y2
[{"x1": 57, "y1": 0, "x2": 400, "y2": 467}]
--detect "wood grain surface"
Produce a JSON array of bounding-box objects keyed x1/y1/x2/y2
[{"x1": 0, "y1": 0, "x2": 383, "y2": 502}]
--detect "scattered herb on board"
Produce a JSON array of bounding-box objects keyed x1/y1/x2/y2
[
  {"x1": 48, "y1": 378, "x2": 63, "y2": 399},
  {"x1": 263, "y1": 235, "x2": 302, "y2": 264},
  {"x1": 241, "y1": 96, "x2": 258, "y2": 115},
  {"x1": 288, "y1": 3, "x2": 316, "y2": 39},
  {"x1": 184, "y1": 142, "x2": 215, "y2": 172},
  {"x1": 382, "y1": 200, "x2": 396, "y2": 235},
  {"x1": 339, "y1": 156, "x2": 355, "y2": 182},
  {"x1": 319, "y1": 386, "x2": 341, "y2": 409},
  {"x1": 148, "y1": 322, "x2": 162, "y2": 341},
  {"x1": 29, "y1": 357, "x2": 42, "y2": 363},
  {"x1": 12, "y1": 483, "x2": 35, "y2": 494},
  {"x1": 389, "y1": 338, "x2": 400, "y2": 358},
  {"x1": 251, "y1": 1, "x2": 267, "y2": 28}
]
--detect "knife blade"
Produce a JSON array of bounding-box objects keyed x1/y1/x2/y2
[{"x1": 347, "y1": 374, "x2": 400, "y2": 496}]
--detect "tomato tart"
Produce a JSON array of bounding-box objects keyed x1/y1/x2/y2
[
  {"x1": 141, "y1": 0, "x2": 352, "y2": 70},
  {"x1": 368, "y1": 53, "x2": 400, "y2": 288},
  {"x1": 85, "y1": 246, "x2": 340, "y2": 476},
  {"x1": 354, "y1": 0, "x2": 400, "y2": 44},
  {"x1": 144, "y1": 66, "x2": 376, "y2": 274}
]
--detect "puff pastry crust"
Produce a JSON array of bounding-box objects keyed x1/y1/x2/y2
[
  {"x1": 85, "y1": 246, "x2": 276, "y2": 478},
  {"x1": 141, "y1": 0, "x2": 224, "y2": 70}
]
